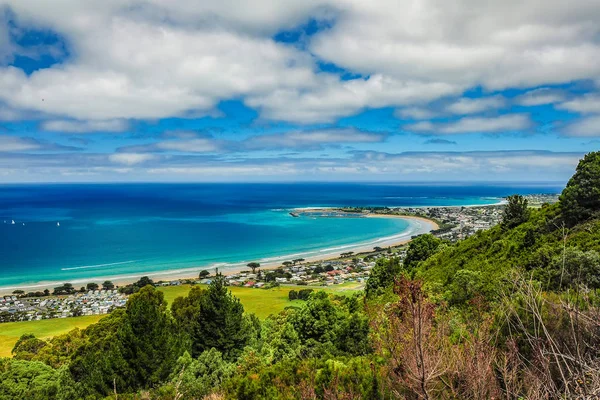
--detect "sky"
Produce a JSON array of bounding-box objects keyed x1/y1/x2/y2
[{"x1": 0, "y1": 0, "x2": 599, "y2": 183}]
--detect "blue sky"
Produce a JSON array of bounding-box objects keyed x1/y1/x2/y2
[{"x1": 0, "y1": 1, "x2": 599, "y2": 183}]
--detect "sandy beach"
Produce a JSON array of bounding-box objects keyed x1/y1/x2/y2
[{"x1": 0, "y1": 213, "x2": 438, "y2": 295}]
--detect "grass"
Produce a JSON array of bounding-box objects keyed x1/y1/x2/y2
[
  {"x1": 0, "y1": 315, "x2": 104, "y2": 358},
  {"x1": 0, "y1": 283, "x2": 362, "y2": 357}
]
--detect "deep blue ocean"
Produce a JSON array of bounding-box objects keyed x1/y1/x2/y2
[{"x1": 0, "y1": 183, "x2": 563, "y2": 288}]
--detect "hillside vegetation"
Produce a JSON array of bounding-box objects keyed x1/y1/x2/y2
[{"x1": 0, "y1": 152, "x2": 598, "y2": 399}]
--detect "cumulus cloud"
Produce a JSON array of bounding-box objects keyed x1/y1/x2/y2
[
  {"x1": 558, "y1": 94, "x2": 600, "y2": 114},
  {"x1": 5, "y1": 0, "x2": 596, "y2": 125},
  {"x1": 41, "y1": 119, "x2": 129, "y2": 133},
  {"x1": 563, "y1": 115, "x2": 600, "y2": 137},
  {"x1": 445, "y1": 96, "x2": 506, "y2": 115},
  {"x1": 515, "y1": 88, "x2": 566, "y2": 106},
  {"x1": 406, "y1": 114, "x2": 532, "y2": 134},
  {"x1": 246, "y1": 75, "x2": 461, "y2": 123},
  {"x1": 311, "y1": 0, "x2": 600, "y2": 90}
]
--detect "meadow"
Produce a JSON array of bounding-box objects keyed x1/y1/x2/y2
[{"x1": 0, "y1": 283, "x2": 361, "y2": 357}]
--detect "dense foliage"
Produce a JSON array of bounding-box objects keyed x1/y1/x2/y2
[{"x1": 1, "y1": 151, "x2": 599, "y2": 399}]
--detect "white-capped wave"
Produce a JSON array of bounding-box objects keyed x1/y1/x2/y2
[{"x1": 61, "y1": 260, "x2": 138, "y2": 271}]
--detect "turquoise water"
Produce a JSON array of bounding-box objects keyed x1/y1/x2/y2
[{"x1": 0, "y1": 183, "x2": 562, "y2": 288}]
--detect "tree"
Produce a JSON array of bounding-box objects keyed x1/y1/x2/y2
[
  {"x1": 560, "y1": 151, "x2": 600, "y2": 225},
  {"x1": 502, "y1": 194, "x2": 531, "y2": 229},
  {"x1": 288, "y1": 290, "x2": 298, "y2": 300},
  {"x1": 0, "y1": 359, "x2": 60, "y2": 400},
  {"x1": 199, "y1": 270, "x2": 210, "y2": 279},
  {"x1": 365, "y1": 257, "x2": 402, "y2": 297},
  {"x1": 116, "y1": 286, "x2": 183, "y2": 389},
  {"x1": 86, "y1": 282, "x2": 99, "y2": 291},
  {"x1": 102, "y1": 280, "x2": 114, "y2": 290},
  {"x1": 135, "y1": 276, "x2": 154, "y2": 288},
  {"x1": 172, "y1": 275, "x2": 251, "y2": 360},
  {"x1": 53, "y1": 283, "x2": 75, "y2": 295},
  {"x1": 168, "y1": 349, "x2": 234, "y2": 399},
  {"x1": 12, "y1": 290, "x2": 24, "y2": 296},
  {"x1": 283, "y1": 261, "x2": 293, "y2": 267},
  {"x1": 247, "y1": 262, "x2": 260, "y2": 274},
  {"x1": 69, "y1": 288, "x2": 183, "y2": 396},
  {"x1": 404, "y1": 234, "x2": 443, "y2": 271}
]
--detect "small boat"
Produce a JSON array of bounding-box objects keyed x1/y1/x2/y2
[
  {"x1": 57, "y1": 222, "x2": 60, "y2": 227},
  {"x1": 289, "y1": 212, "x2": 299, "y2": 218},
  {"x1": 11, "y1": 220, "x2": 15, "y2": 225}
]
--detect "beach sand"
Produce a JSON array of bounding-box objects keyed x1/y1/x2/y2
[{"x1": 0, "y1": 213, "x2": 438, "y2": 295}]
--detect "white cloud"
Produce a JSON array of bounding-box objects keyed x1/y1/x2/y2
[
  {"x1": 558, "y1": 94, "x2": 600, "y2": 114},
  {"x1": 247, "y1": 75, "x2": 461, "y2": 123},
  {"x1": 515, "y1": 88, "x2": 566, "y2": 106},
  {"x1": 42, "y1": 119, "x2": 129, "y2": 133},
  {"x1": 120, "y1": 128, "x2": 386, "y2": 153},
  {"x1": 311, "y1": 0, "x2": 600, "y2": 90},
  {"x1": 109, "y1": 153, "x2": 156, "y2": 165},
  {"x1": 563, "y1": 115, "x2": 600, "y2": 137},
  {"x1": 445, "y1": 96, "x2": 505, "y2": 115},
  {"x1": 1, "y1": 0, "x2": 600, "y2": 126},
  {"x1": 243, "y1": 128, "x2": 386, "y2": 149},
  {"x1": 395, "y1": 107, "x2": 437, "y2": 120},
  {"x1": 406, "y1": 114, "x2": 532, "y2": 134}
]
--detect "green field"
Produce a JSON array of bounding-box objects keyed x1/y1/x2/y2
[
  {"x1": 0, "y1": 283, "x2": 362, "y2": 357},
  {"x1": 0, "y1": 315, "x2": 104, "y2": 358}
]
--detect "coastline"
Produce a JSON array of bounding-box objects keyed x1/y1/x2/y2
[{"x1": 0, "y1": 213, "x2": 438, "y2": 295}]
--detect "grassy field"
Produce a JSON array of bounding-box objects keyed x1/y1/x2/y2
[
  {"x1": 0, "y1": 283, "x2": 362, "y2": 357},
  {"x1": 0, "y1": 315, "x2": 104, "y2": 358}
]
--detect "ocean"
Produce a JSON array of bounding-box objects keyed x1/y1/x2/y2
[{"x1": 0, "y1": 183, "x2": 563, "y2": 289}]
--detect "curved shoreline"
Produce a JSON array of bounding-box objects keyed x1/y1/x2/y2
[{"x1": 0, "y1": 214, "x2": 437, "y2": 295}]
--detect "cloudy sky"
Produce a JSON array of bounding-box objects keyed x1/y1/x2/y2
[{"x1": 0, "y1": 0, "x2": 598, "y2": 182}]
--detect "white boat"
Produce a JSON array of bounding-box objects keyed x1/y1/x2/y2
[
  {"x1": 11, "y1": 220, "x2": 15, "y2": 225},
  {"x1": 57, "y1": 222, "x2": 60, "y2": 227}
]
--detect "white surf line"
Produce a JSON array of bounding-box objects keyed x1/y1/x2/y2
[{"x1": 61, "y1": 260, "x2": 139, "y2": 271}]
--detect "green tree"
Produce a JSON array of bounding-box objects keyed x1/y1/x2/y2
[
  {"x1": 172, "y1": 275, "x2": 251, "y2": 360},
  {"x1": 540, "y1": 248, "x2": 600, "y2": 290},
  {"x1": 117, "y1": 286, "x2": 183, "y2": 388},
  {"x1": 199, "y1": 270, "x2": 210, "y2": 279},
  {"x1": 102, "y1": 280, "x2": 114, "y2": 290},
  {"x1": 11, "y1": 334, "x2": 48, "y2": 361},
  {"x1": 502, "y1": 194, "x2": 531, "y2": 229},
  {"x1": 0, "y1": 359, "x2": 60, "y2": 400},
  {"x1": 168, "y1": 349, "x2": 235, "y2": 399},
  {"x1": 135, "y1": 276, "x2": 154, "y2": 288},
  {"x1": 86, "y1": 282, "x2": 99, "y2": 291},
  {"x1": 247, "y1": 262, "x2": 260, "y2": 274},
  {"x1": 70, "y1": 287, "x2": 183, "y2": 395},
  {"x1": 365, "y1": 257, "x2": 401, "y2": 297},
  {"x1": 404, "y1": 234, "x2": 443, "y2": 271},
  {"x1": 560, "y1": 151, "x2": 600, "y2": 225}
]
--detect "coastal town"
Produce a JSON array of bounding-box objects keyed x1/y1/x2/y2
[
  {"x1": 0, "y1": 289, "x2": 127, "y2": 323},
  {"x1": 0, "y1": 194, "x2": 558, "y2": 323}
]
